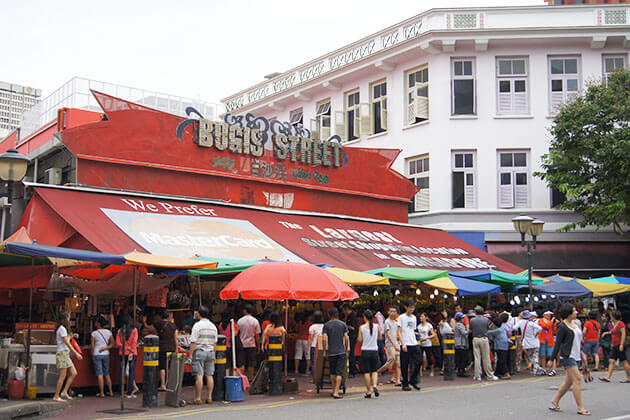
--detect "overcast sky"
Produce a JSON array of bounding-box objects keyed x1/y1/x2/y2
[{"x1": 3, "y1": 0, "x2": 545, "y2": 104}]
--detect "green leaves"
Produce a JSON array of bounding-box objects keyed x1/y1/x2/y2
[{"x1": 536, "y1": 69, "x2": 630, "y2": 239}]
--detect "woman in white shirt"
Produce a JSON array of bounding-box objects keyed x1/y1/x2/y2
[
  {"x1": 91, "y1": 316, "x2": 114, "y2": 397},
  {"x1": 358, "y1": 309, "x2": 382, "y2": 398},
  {"x1": 53, "y1": 311, "x2": 83, "y2": 402},
  {"x1": 418, "y1": 313, "x2": 436, "y2": 376},
  {"x1": 308, "y1": 311, "x2": 325, "y2": 378}
]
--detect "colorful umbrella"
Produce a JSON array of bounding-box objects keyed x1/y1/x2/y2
[
  {"x1": 534, "y1": 279, "x2": 630, "y2": 297},
  {"x1": 424, "y1": 276, "x2": 501, "y2": 296},
  {"x1": 586, "y1": 275, "x2": 630, "y2": 285},
  {"x1": 189, "y1": 257, "x2": 263, "y2": 276},
  {"x1": 220, "y1": 262, "x2": 358, "y2": 301},
  {"x1": 123, "y1": 251, "x2": 217, "y2": 269},
  {"x1": 325, "y1": 267, "x2": 389, "y2": 286},
  {"x1": 545, "y1": 274, "x2": 574, "y2": 283},
  {"x1": 365, "y1": 267, "x2": 448, "y2": 281},
  {"x1": 451, "y1": 269, "x2": 542, "y2": 287}
]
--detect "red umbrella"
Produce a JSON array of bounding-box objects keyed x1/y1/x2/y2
[{"x1": 219, "y1": 261, "x2": 358, "y2": 301}]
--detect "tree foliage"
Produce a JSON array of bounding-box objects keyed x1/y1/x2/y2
[{"x1": 536, "y1": 69, "x2": 630, "y2": 238}]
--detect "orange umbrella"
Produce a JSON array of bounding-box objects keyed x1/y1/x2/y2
[{"x1": 220, "y1": 262, "x2": 358, "y2": 301}]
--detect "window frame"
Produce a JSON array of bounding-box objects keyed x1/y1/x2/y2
[
  {"x1": 289, "y1": 108, "x2": 303, "y2": 128},
  {"x1": 405, "y1": 66, "x2": 429, "y2": 125},
  {"x1": 496, "y1": 149, "x2": 530, "y2": 209},
  {"x1": 451, "y1": 150, "x2": 477, "y2": 209},
  {"x1": 602, "y1": 53, "x2": 628, "y2": 82},
  {"x1": 495, "y1": 56, "x2": 529, "y2": 116},
  {"x1": 407, "y1": 154, "x2": 430, "y2": 213},
  {"x1": 548, "y1": 55, "x2": 581, "y2": 113},
  {"x1": 451, "y1": 58, "x2": 476, "y2": 116},
  {"x1": 370, "y1": 79, "x2": 387, "y2": 134},
  {"x1": 344, "y1": 89, "x2": 360, "y2": 142}
]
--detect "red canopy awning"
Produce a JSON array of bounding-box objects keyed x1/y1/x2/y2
[{"x1": 19, "y1": 187, "x2": 522, "y2": 273}]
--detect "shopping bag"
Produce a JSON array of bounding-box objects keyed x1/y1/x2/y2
[{"x1": 235, "y1": 368, "x2": 250, "y2": 391}]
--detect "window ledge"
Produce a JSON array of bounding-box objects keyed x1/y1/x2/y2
[
  {"x1": 493, "y1": 115, "x2": 534, "y2": 119},
  {"x1": 342, "y1": 138, "x2": 361, "y2": 146},
  {"x1": 449, "y1": 115, "x2": 478, "y2": 120},
  {"x1": 546, "y1": 114, "x2": 558, "y2": 119},
  {"x1": 402, "y1": 120, "x2": 430, "y2": 131},
  {"x1": 366, "y1": 131, "x2": 388, "y2": 140}
]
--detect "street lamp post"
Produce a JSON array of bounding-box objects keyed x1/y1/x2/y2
[
  {"x1": 0, "y1": 148, "x2": 31, "y2": 387},
  {"x1": 512, "y1": 214, "x2": 544, "y2": 310}
]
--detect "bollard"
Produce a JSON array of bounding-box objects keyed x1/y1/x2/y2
[
  {"x1": 212, "y1": 335, "x2": 227, "y2": 402},
  {"x1": 268, "y1": 335, "x2": 283, "y2": 396},
  {"x1": 442, "y1": 333, "x2": 455, "y2": 381},
  {"x1": 509, "y1": 333, "x2": 517, "y2": 375},
  {"x1": 143, "y1": 335, "x2": 159, "y2": 408}
]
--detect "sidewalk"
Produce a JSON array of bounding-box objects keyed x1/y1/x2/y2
[
  {"x1": 45, "y1": 369, "x2": 550, "y2": 419},
  {"x1": 0, "y1": 398, "x2": 69, "y2": 420}
]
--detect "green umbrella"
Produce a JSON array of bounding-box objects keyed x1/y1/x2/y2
[
  {"x1": 365, "y1": 267, "x2": 448, "y2": 281},
  {"x1": 188, "y1": 256, "x2": 263, "y2": 276}
]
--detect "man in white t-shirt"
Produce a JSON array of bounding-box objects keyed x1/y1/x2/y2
[
  {"x1": 190, "y1": 305, "x2": 218, "y2": 404},
  {"x1": 377, "y1": 305, "x2": 402, "y2": 386},
  {"x1": 398, "y1": 300, "x2": 421, "y2": 391},
  {"x1": 237, "y1": 304, "x2": 261, "y2": 381},
  {"x1": 517, "y1": 310, "x2": 545, "y2": 376}
]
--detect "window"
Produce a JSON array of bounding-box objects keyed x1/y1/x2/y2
[
  {"x1": 451, "y1": 58, "x2": 475, "y2": 115},
  {"x1": 496, "y1": 57, "x2": 529, "y2": 115},
  {"x1": 371, "y1": 81, "x2": 387, "y2": 134},
  {"x1": 602, "y1": 54, "x2": 627, "y2": 82},
  {"x1": 549, "y1": 56, "x2": 580, "y2": 112},
  {"x1": 289, "y1": 108, "x2": 303, "y2": 128},
  {"x1": 497, "y1": 151, "x2": 529, "y2": 209},
  {"x1": 345, "y1": 90, "x2": 360, "y2": 141},
  {"x1": 310, "y1": 100, "x2": 330, "y2": 140},
  {"x1": 452, "y1": 151, "x2": 476, "y2": 209},
  {"x1": 551, "y1": 188, "x2": 566, "y2": 208},
  {"x1": 408, "y1": 155, "x2": 430, "y2": 212},
  {"x1": 406, "y1": 67, "x2": 429, "y2": 125}
]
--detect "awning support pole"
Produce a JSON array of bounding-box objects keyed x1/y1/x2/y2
[{"x1": 284, "y1": 300, "x2": 288, "y2": 378}]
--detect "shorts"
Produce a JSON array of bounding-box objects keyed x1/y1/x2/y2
[
  {"x1": 560, "y1": 357, "x2": 578, "y2": 368},
  {"x1": 56, "y1": 350, "x2": 73, "y2": 369},
  {"x1": 583, "y1": 341, "x2": 599, "y2": 356},
  {"x1": 328, "y1": 354, "x2": 346, "y2": 377},
  {"x1": 238, "y1": 347, "x2": 257, "y2": 369},
  {"x1": 382, "y1": 345, "x2": 400, "y2": 371},
  {"x1": 192, "y1": 349, "x2": 215, "y2": 376},
  {"x1": 295, "y1": 339, "x2": 310, "y2": 360},
  {"x1": 92, "y1": 354, "x2": 110, "y2": 376},
  {"x1": 539, "y1": 342, "x2": 554, "y2": 358},
  {"x1": 610, "y1": 346, "x2": 627, "y2": 362},
  {"x1": 361, "y1": 350, "x2": 379, "y2": 373}
]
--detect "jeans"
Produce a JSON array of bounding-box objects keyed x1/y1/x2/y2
[
  {"x1": 400, "y1": 345, "x2": 421, "y2": 387},
  {"x1": 310, "y1": 347, "x2": 316, "y2": 377},
  {"x1": 472, "y1": 337, "x2": 494, "y2": 379},
  {"x1": 377, "y1": 339, "x2": 386, "y2": 368},
  {"x1": 601, "y1": 346, "x2": 611, "y2": 368},
  {"x1": 125, "y1": 354, "x2": 137, "y2": 395}
]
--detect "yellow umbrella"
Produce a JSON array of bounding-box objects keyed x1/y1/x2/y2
[
  {"x1": 424, "y1": 277, "x2": 458, "y2": 295},
  {"x1": 325, "y1": 267, "x2": 389, "y2": 286},
  {"x1": 577, "y1": 280, "x2": 630, "y2": 297},
  {"x1": 124, "y1": 251, "x2": 218, "y2": 269}
]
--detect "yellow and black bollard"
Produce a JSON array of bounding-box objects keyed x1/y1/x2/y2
[
  {"x1": 212, "y1": 335, "x2": 227, "y2": 402},
  {"x1": 509, "y1": 333, "x2": 517, "y2": 375},
  {"x1": 442, "y1": 333, "x2": 455, "y2": 381},
  {"x1": 268, "y1": 335, "x2": 283, "y2": 396},
  {"x1": 143, "y1": 335, "x2": 159, "y2": 408}
]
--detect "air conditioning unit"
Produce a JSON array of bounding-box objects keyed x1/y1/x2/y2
[{"x1": 45, "y1": 168, "x2": 62, "y2": 185}]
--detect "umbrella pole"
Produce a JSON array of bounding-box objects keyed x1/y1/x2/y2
[
  {"x1": 284, "y1": 300, "x2": 288, "y2": 377},
  {"x1": 197, "y1": 276, "x2": 202, "y2": 308},
  {"x1": 231, "y1": 319, "x2": 237, "y2": 372},
  {"x1": 132, "y1": 267, "x2": 137, "y2": 326},
  {"x1": 26, "y1": 257, "x2": 34, "y2": 385}
]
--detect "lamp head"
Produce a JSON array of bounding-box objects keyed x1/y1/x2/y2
[
  {"x1": 511, "y1": 214, "x2": 533, "y2": 235},
  {"x1": 0, "y1": 149, "x2": 30, "y2": 182},
  {"x1": 528, "y1": 219, "x2": 545, "y2": 237}
]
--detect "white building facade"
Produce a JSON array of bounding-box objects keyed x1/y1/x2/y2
[{"x1": 221, "y1": 4, "x2": 630, "y2": 275}]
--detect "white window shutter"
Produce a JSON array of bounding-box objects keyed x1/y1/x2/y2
[
  {"x1": 498, "y1": 81, "x2": 513, "y2": 115},
  {"x1": 498, "y1": 172, "x2": 514, "y2": 208},
  {"x1": 335, "y1": 110, "x2": 346, "y2": 141},
  {"x1": 415, "y1": 82, "x2": 429, "y2": 119},
  {"x1": 415, "y1": 187, "x2": 430, "y2": 212},
  {"x1": 513, "y1": 90, "x2": 528, "y2": 115},
  {"x1": 407, "y1": 101, "x2": 416, "y2": 125},
  {"x1": 514, "y1": 173, "x2": 529, "y2": 208},
  {"x1": 310, "y1": 119, "x2": 319, "y2": 140},
  {"x1": 381, "y1": 106, "x2": 388, "y2": 130},
  {"x1": 321, "y1": 125, "x2": 331, "y2": 140},
  {"x1": 465, "y1": 174, "x2": 476, "y2": 208},
  {"x1": 550, "y1": 82, "x2": 565, "y2": 112},
  {"x1": 359, "y1": 103, "x2": 372, "y2": 136},
  {"x1": 353, "y1": 111, "x2": 360, "y2": 138}
]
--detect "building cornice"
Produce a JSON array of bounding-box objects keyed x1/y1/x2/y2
[{"x1": 221, "y1": 5, "x2": 630, "y2": 113}]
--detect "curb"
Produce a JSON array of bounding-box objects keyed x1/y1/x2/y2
[{"x1": 0, "y1": 400, "x2": 69, "y2": 420}]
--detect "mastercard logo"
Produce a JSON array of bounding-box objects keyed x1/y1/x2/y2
[{"x1": 128, "y1": 216, "x2": 286, "y2": 260}]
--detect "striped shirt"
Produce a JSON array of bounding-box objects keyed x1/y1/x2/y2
[{"x1": 190, "y1": 319, "x2": 218, "y2": 352}]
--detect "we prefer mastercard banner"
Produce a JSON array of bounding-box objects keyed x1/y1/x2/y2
[{"x1": 101, "y1": 209, "x2": 306, "y2": 262}]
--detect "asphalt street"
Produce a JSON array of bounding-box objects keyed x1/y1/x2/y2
[{"x1": 88, "y1": 371, "x2": 630, "y2": 420}]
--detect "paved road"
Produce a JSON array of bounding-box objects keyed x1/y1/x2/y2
[{"x1": 87, "y1": 372, "x2": 630, "y2": 420}]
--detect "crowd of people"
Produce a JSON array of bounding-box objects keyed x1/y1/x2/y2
[{"x1": 50, "y1": 299, "x2": 630, "y2": 414}]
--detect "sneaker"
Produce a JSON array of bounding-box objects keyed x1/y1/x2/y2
[
  {"x1": 473, "y1": 377, "x2": 481, "y2": 381},
  {"x1": 489, "y1": 376, "x2": 499, "y2": 381},
  {"x1": 548, "y1": 370, "x2": 557, "y2": 377},
  {"x1": 402, "y1": 386, "x2": 412, "y2": 391}
]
